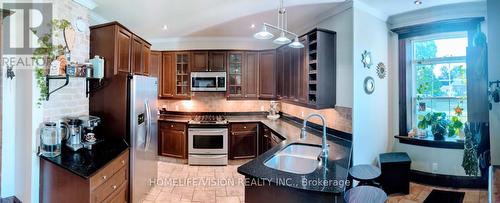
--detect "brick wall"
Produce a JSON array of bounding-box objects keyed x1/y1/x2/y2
[{"x1": 42, "y1": 0, "x2": 90, "y2": 122}]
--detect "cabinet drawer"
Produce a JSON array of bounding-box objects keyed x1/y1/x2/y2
[
  {"x1": 103, "y1": 182, "x2": 128, "y2": 203},
  {"x1": 92, "y1": 166, "x2": 128, "y2": 203},
  {"x1": 231, "y1": 123, "x2": 258, "y2": 132},
  {"x1": 90, "y1": 150, "x2": 129, "y2": 190},
  {"x1": 160, "y1": 121, "x2": 186, "y2": 131}
]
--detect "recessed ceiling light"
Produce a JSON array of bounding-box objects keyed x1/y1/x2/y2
[
  {"x1": 162, "y1": 25, "x2": 168, "y2": 30},
  {"x1": 251, "y1": 24, "x2": 256, "y2": 28},
  {"x1": 414, "y1": 0, "x2": 422, "y2": 5}
]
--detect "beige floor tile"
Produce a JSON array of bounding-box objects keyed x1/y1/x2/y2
[
  {"x1": 226, "y1": 186, "x2": 244, "y2": 196},
  {"x1": 216, "y1": 196, "x2": 240, "y2": 203},
  {"x1": 463, "y1": 190, "x2": 480, "y2": 202},
  {"x1": 192, "y1": 190, "x2": 216, "y2": 202},
  {"x1": 215, "y1": 186, "x2": 227, "y2": 197},
  {"x1": 398, "y1": 199, "x2": 419, "y2": 203}
]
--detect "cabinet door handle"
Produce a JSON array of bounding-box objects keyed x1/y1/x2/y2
[
  {"x1": 243, "y1": 126, "x2": 247, "y2": 129},
  {"x1": 102, "y1": 175, "x2": 107, "y2": 180},
  {"x1": 112, "y1": 185, "x2": 117, "y2": 190},
  {"x1": 170, "y1": 125, "x2": 174, "y2": 127},
  {"x1": 121, "y1": 160, "x2": 125, "y2": 165}
]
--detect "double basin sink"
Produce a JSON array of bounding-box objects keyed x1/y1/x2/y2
[{"x1": 264, "y1": 143, "x2": 323, "y2": 174}]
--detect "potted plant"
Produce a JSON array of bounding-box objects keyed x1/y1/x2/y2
[{"x1": 417, "y1": 112, "x2": 449, "y2": 140}]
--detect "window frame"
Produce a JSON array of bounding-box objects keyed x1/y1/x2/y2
[{"x1": 392, "y1": 17, "x2": 484, "y2": 148}]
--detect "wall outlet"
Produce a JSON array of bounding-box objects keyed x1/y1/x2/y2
[
  {"x1": 432, "y1": 163, "x2": 438, "y2": 173},
  {"x1": 162, "y1": 105, "x2": 167, "y2": 110},
  {"x1": 260, "y1": 106, "x2": 265, "y2": 111},
  {"x1": 175, "y1": 105, "x2": 179, "y2": 111}
]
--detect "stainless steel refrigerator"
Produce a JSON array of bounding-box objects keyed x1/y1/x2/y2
[
  {"x1": 129, "y1": 75, "x2": 158, "y2": 203},
  {"x1": 89, "y1": 74, "x2": 158, "y2": 203}
]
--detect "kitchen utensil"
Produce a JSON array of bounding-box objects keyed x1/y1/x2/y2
[{"x1": 40, "y1": 122, "x2": 61, "y2": 157}]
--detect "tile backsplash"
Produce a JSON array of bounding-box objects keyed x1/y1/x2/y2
[{"x1": 158, "y1": 92, "x2": 352, "y2": 133}]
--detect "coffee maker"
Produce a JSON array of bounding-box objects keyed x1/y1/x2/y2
[
  {"x1": 64, "y1": 117, "x2": 84, "y2": 151},
  {"x1": 79, "y1": 115, "x2": 101, "y2": 136}
]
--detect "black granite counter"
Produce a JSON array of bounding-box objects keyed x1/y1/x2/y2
[
  {"x1": 159, "y1": 112, "x2": 352, "y2": 194},
  {"x1": 39, "y1": 138, "x2": 129, "y2": 179}
]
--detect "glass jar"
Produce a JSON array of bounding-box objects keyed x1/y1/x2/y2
[{"x1": 40, "y1": 122, "x2": 61, "y2": 157}]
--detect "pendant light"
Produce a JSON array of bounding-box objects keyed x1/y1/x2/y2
[
  {"x1": 253, "y1": 26, "x2": 274, "y2": 40},
  {"x1": 273, "y1": 32, "x2": 291, "y2": 44},
  {"x1": 252, "y1": 0, "x2": 304, "y2": 48},
  {"x1": 288, "y1": 37, "x2": 304, "y2": 48}
]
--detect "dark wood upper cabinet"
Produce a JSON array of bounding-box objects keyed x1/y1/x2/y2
[
  {"x1": 149, "y1": 51, "x2": 162, "y2": 78},
  {"x1": 230, "y1": 123, "x2": 258, "y2": 159},
  {"x1": 159, "y1": 122, "x2": 187, "y2": 159},
  {"x1": 276, "y1": 48, "x2": 284, "y2": 99},
  {"x1": 143, "y1": 43, "x2": 151, "y2": 75},
  {"x1": 227, "y1": 52, "x2": 244, "y2": 98},
  {"x1": 191, "y1": 51, "x2": 209, "y2": 72},
  {"x1": 306, "y1": 29, "x2": 336, "y2": 109},
  {"x1": 209, "y1": 51, "x2": 226, "y2": 72},
  {"x1": 116, "y1": 27, "x2": 132, "y2": 74},
  {"x1": 90, "y1": 22, "x2": 151, "y2": 77},
  {"x1": 132, "y1": 36, "x2": 143, "y2": 75},
  {"x1": 298, "y1": 36, "x2": 308, "y2": 104},
  {"x1": 244, "y1": 51, "x2": 259, "y2": 99},
  {"x1": 259, "y1": 50, "x2": 276, "y2": 100},
  {"x1": 160, "y1": 52, "x2": 175, "y2": 98},
  {"x1": 282, "y1": 46, "x2": 291, "y2": 100}
]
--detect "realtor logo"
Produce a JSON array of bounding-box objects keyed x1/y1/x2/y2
[{"x1": 2, "y1": 3, "x2": 52, "y2": 55}]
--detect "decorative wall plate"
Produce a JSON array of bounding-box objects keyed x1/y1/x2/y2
[
  {"x1": 376, "y1": 62, "x2": 387, "y2": 79},
  {"x1": 361, "y1": 50, "x2": 372, "y2": 69},
  {"x1": 364, "y1": 76, "x2": 375, "y2": 94}
]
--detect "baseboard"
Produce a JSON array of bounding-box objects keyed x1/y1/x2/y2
[{"x1": 410, "y1": 170, "x2": 488, "y2": 189}]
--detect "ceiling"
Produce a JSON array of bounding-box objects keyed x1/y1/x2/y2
[
  {"x1": 358, "y1": 0, "x2": 484, "y2": 17},
  {"x1": 91, "y1": 0, "x2": 484, "y2": 43},
  {"x1": 92, "y1": 0, "x2": 346, "y2": 41}
]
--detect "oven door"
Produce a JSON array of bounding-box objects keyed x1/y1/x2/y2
[{"x1": 188, "y1": 128, "x2": 228, "y2": 154}]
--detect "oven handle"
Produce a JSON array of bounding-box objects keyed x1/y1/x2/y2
[{"x1": 189, "y1": 130, "x2": 227, "y2": 134}]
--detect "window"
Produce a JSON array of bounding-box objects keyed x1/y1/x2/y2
[{"x1": 410, "y1": 33, "x2": 468, "y2": 139}]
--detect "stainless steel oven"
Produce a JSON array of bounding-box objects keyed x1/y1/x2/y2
[
  {"x1": 191, "y1": 72, "x2": 226, "y2": 92},
  {"x1": 188, "y1": 128, "x2": 228, "y2": 165}
]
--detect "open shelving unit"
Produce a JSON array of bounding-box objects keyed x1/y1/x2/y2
[{"x1": 307, "y1": 32, "x2": 318, "y2": 105}]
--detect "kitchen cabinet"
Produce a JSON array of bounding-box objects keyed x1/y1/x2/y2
[
  {"x1": 244, "y1": 51, "x2": 259, "y2": 99},
  {"x1": 90, "y1": 22, "x2": 151, "y2": 77},
  {"x1": 276, "y1": 48, "x2": 284, "y2": 99},
  {"x1": 174, "y1": 52, "x2": 191, "y2": 98},
  {"x1": 40, "y1": 149, "x2": 129, "y2": 203},
  {"x1": 282, "y1": 46, "x2": 291, "y2": 100},
  {"x1": 259, "y1": 125, "x2": 272, "y2": 155},
  {"x1": 149, "y1": 51, "x2": 162, "y2": 78},
  {"x1": 230, "y1": 123, "x2": 258, "y2": 159},
  {"x1": 209, "y1": 51, "x2": 227, "y2": 71},
  {"x1": 227, "y1": 51, "x2": 259, "y2": 99},
  {"x1": 227, "y1": 52, "x2": 244, "y2": 98},
  {"x1": 259, "y1": 50, "x2": 276, "y2": 99},
  {"x1": 297, "y1": 36, "x2": 308, "y2": 104},
  {"x1": 159, "y1": 121, "x2": 187, "y2": 159},
  {"x1": 160, "y1": 52, "x2": 175, "y2": 98},
  {"x1": 191, "y1": 51, "x2": 209, "y2": 72}
]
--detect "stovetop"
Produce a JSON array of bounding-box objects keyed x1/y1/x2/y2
[{"x1": 188, "y1": 114, "x2": 228, "y2": 125}]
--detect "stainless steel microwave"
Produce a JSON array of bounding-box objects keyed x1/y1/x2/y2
[{"x1": 191, "y1": 72, "x2": 226, "y2": 92}]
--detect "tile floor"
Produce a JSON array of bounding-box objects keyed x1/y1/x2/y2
[{"x1": 142, "y1": 161, "x2": 488, "y2": 203}]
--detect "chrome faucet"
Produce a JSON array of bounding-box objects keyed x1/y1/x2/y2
[{"x1": 300, "y1": 113, "x2": 329, "y2": 160}]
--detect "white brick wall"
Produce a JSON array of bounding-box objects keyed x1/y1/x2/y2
[{"x1": 42, "y1": 0, "x2": 90, "y2": 122}]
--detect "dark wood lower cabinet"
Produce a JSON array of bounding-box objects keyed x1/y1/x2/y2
[
  {"x1": 259, "y1": 125, "x2": 272, "y2": 155},
  {"x1": 40, "y1": 150, "x2": 129, "y2": 203},
  {"x1": 230, "y1": 123, "x2": 258, "y2": 159},
  {"x1": 159, "y1": 121, "x2": 187, "y2": 159}
]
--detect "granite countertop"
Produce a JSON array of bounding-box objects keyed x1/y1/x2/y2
[
  {"x1": 40, "y1": 138, "x2": 129, "y2": 179},
  {"x1": 159, "y1": 113, "x2": 352, "y2": 194}
]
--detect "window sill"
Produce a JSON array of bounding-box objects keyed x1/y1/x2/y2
[{"x1": 395, "y1": 135, "x2": 464, "y2": 149}]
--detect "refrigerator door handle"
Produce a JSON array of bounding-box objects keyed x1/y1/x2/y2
[{"x1": 144, "y1": 99, "x2": 151, "y2": 151}]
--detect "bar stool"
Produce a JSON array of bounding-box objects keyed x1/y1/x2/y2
[
  {"x1": 344, "y1": 186, "x2": 387, "y2": 203},
  {"x1": 348, "y1": 164, "x2": 381, "y2": 187}
]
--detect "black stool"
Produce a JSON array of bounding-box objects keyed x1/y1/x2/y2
[
  {"x1": 348, "y1": 164, "x2": 381, "y2": 187},
  {"x1": 378, "y1": 152, "x2": 411, "y2": 195},
  {"x1": 344, "y1": 186, "x2": 387, "y2": 203}
]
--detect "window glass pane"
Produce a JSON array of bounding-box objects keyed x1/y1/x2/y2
[{"x1": 413, "y1": 37, "x2": 467, "y2": 60}]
